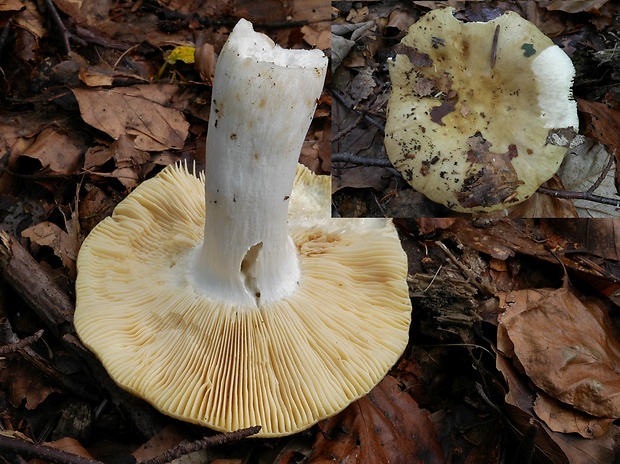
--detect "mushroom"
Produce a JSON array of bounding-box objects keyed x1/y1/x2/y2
[
  {"x1": 74, "y1": 19, "x2": 412, "y2": 437},
  {"x1": 384, "y1": 7, "x2": 579, "y2": 213}
]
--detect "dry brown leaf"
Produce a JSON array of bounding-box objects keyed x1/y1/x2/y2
[
  {"x1": 300, "y1": 25, "x2": 331, "y2": 50},
  {"x1": 332, "y1": 166, "x2": 392, "y2": 193},
  {"x1": 112, "y1": 135, "x2": 150, "y2": 167},
  {"x1": 78, "y1": 67, "x2": 115, "y2": 87},
  {"x1": 496, "y1": 351, "x2": 618, "y2": 464},
  {"x1": 110, "y1": 167, "x2": 141, "y2": 190},
  {"x1": 78, "y1": 186, "x2": 116, "y2": 235},
  {"x1": 545, "y1": 218, "x2": 620, "y2": 261},
  {"x1": 0, "y1": 0, "x2": 25, "y2": 28},
  {"x1": 577, "y1": 98, "x2": 620, "y2": 156},
  {"x1": 533, "y1": 392, "x2": 614, "y2": 439},
  {"x1": 0, "y1": 360, "x2": 60, "y2": 410},
  {"x1": 19, "y1": 127, "x2": 83, "y2": 175},
  {"x1": 497, "y1": 289, "x2": 544, "y2": 358},
  {"x1": 72, "y1": 85, "x2": 190, "y2": 151},
  {"x1": 416, "y1": 218, "x2": 457, "y2": 236},
  {"x1": 499, "y1": 281, "x2": 620, "y2": 419},
  {"x1": 194, "y1": 42, "x2": 215, "y2": 85},
  {"x1": 84, "y1": 145, "x2": 113, "y2": 170},
  {"x1": 44, "y1": 437, "x2": 95, "y2": 460},
  {"x1": 132, "y1": 424, "x2": 186, "y2": 462},
  {"x1": 12, "y1": 0, "x2": 45, "y2": 39},
  {"x1": 386, "y1": 8, "x2": 417, "y2": 34},
  {"x1": 22, "y1": 221, "x2": 79, "y2": 275},
  {"x1": 312, "y1": 376, "x2": 445, "y2": 464},
  {"x1": 84, "y1": 135, "x2": 150, "y2": 190}
]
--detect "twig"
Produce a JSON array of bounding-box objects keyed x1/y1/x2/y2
[
  {"x1": 537, "y1": 149, "x2": 619, "y2": 208},
  {"x1": 42, "y1": 0, "x2": 71, "y2": 54},
  {"x1": 140, "y1": 426, "x2": 261, "y2": 464},
  {"x1": 332, "y1": 152, "x2": 394, "y2": 168},
  {"x1": 0, "y1": 329, "x2": 44, "y2": 355},
  {"x1": 333, "y1": 113, "x2": 364, "y2": 142},
  {"x1": 332, "y1": 89, "x2": 385, "y2": 133},
  {"x1": 41, "y1": 0, "x2": 87, "y2": 54},
  {"x1": 0, "y1": 434, "x2": 103, "y2": 464},
  {"x1": 586, "y1": 149, "x2": 615, "y2": 194},
  {"x1": 536, "y1": 187, "x2": 620, "y2": 207}
]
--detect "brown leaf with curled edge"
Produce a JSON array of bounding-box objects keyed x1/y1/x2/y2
[
  {"x1": 19, "y1": 127, "x2": 83, "y2": 176},
  {"x1": 22, "y1": 221, "x2": 79, "y2": 276},
  {"x1": 72, "y1": 85, "x2": 190, "y2": 151},
  {"x1": 0, "y1": 0, "x2": 25, "y2": 28},
  {"x1": 545, "y1": 218, "x2": 620, "y2": 261},
  {"x1": 577, "y1": 98, "x2": 620, "y2": 156},
  {"x1": 499, "y1": 281, "x2": 620, "y2": 419},
  {"x1": 312, "y1": 376, "x2": 445, "y2": 464},
  {"x1": 496, "y1": 351, "x2": 618, "y2": 464},
  {"x1": 0, "y1": 359, "x2": 60, "y2": 410},
  {"x1": 533, "y1": 392, "x2": 614, "y2": 439}
]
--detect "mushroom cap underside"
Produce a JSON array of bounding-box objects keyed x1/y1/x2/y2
[
  {"x1": 74, "y1": 163, "x2": 412, "y2": 437},
  {"x1": 385, "y1": 7, "x2": 578, "y2": 213}
]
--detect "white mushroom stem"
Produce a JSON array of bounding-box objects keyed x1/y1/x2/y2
[{"x1": 190, "y1": 19, "x2": 328, "y2": 308}]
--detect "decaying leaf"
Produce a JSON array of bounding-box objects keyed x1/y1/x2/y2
[
  {"x1": 194, "y1": 42, "x2": 215, "y2": 85},
  {"x1": 84, "y1": 135, "x2": 150, "y2": 190},
  {"x1": 533, "y1": 392, "x2": 614, "y2": 439},
  {"x1": 300, "y1": 24, "x2": 330, "y2": 50},
  {"x1": 46, "y1": 437, "x2": 96, "y2": 460},
  {"x1": 499, "y1": 281, "x2": 620, "y2": 419},
  {"x1": 312, "y1": 376, "x2": 445, "y2": 464},
  {"x1": 496, "y1": 351, "x2": 618, "y2": 464},
  {"x1": 72, "y1": 85, "x2": 190, "y2": 151},
  {"x1": 0, "y1": 0, "x2": 25, "y2": 28},
  {"x1": 17, "y1": 127, "x2": 83, "y2": 176},
  {"x1": 0, "y1": 359, "x2": 60, "y2": 410},
  {"x1": 78, "y1": 185, "x2": 117, "y2": 235},
  {"x1": 559, "y1": 140, "x2": 617, "y2": 218},
  {"x1": 21, "y1": 221, "x2": 79, "y2": 275}
]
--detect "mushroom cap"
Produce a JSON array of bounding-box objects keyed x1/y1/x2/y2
[
  {"x1": 74, "y1": 163, "x2": 411, "y2": 437},
  {"x1": 385, "y1": 7, "x2": 578, "y2": 213}
]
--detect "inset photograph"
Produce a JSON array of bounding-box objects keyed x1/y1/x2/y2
[{"x1": 332, "y1": 1, "x2": 620, "y2": 217}]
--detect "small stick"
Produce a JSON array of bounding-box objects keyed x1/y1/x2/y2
[
  {"x1": 0, "y1": 329, "x2": 44, "y2": 355},
  {"x1": 586, "y1": 149, "x2": 615, "y2": 194},
  {"x1": 537, "y1": 187, "x2": 620, "y2": 207},
  {"x1": 140, "y1": 426, "x2": 261, "y2": 464},
  {"x1": 332, "y1": 152, "x2": 394, "y2": 168},
  {"x1": 332, "y1": 90, "x2": 385, "y2": 133},
  {"x1": 42, "y1": 0, "x2": 71, "y2": 54},
  {"x1": 490, "y1": 25, "x2": 500, "y2": 69},
  {"x1": 0, "y1": 434, "x2": 103, "y2": 464}
]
